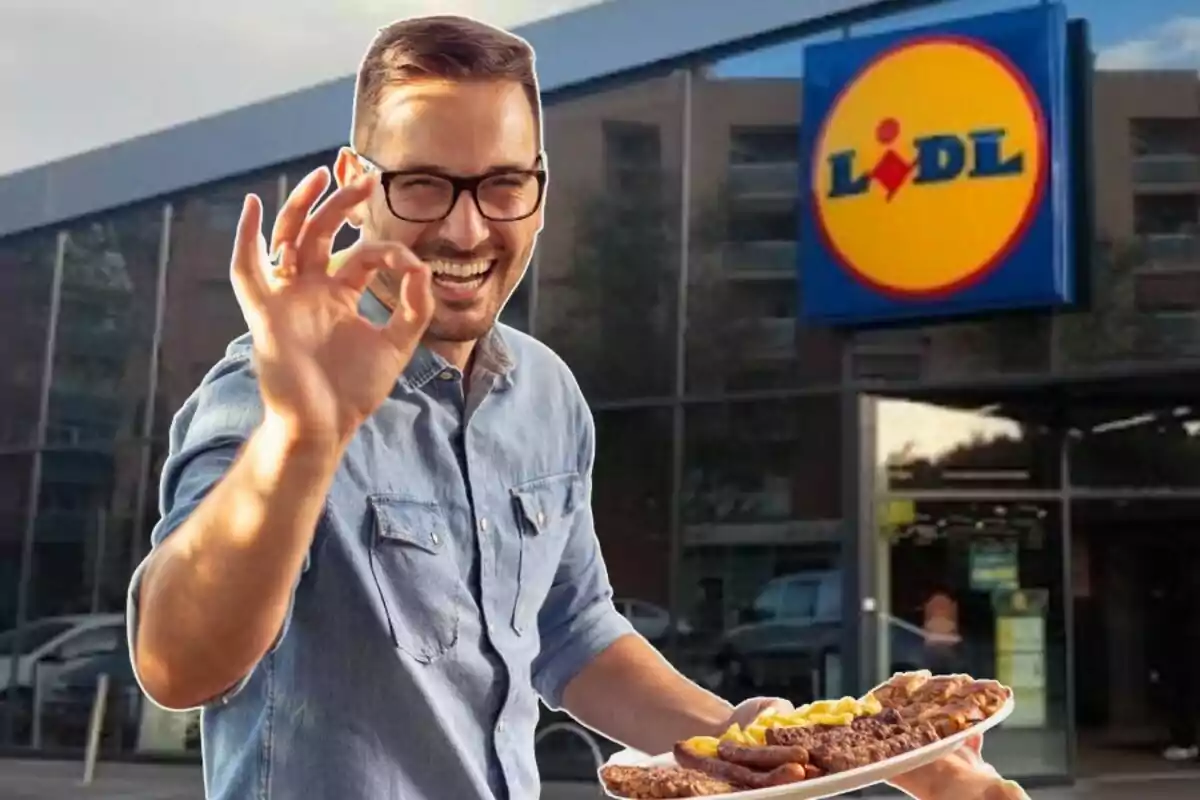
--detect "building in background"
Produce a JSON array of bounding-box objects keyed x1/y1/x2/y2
[{"x1": 0, "y1": 0, "x2": 1198, "y2": 787}]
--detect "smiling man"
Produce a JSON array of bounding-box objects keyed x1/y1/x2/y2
[{"x1": 126, "y1": 15, "x2": 785, "y2": 800}]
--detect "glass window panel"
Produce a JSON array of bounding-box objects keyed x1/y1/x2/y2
[
  {"x1": 0, "y1": 451, "x2": 34, "y2": 747},
  {"x1": 160, "y1": 172, "x2": 280, "y2": 418},
  {"x1": 676, "y1": 396, "x2": 846, "y2": 707},
  {"x1": 47, "y1": 205, "x2": 162, "y2": 448},
  {"x1": 0, "y1": 232, "x2": 58, "y2": 447},
  {"x1": 871, "y1": 396, "x2": 1062, "y2": 492},
  {"x1": 1066, "y1": 390, "x2": 1200, "y2": 488},
  {"x1": 0, "y1": 453, "x2": 35, "y2": 632}
]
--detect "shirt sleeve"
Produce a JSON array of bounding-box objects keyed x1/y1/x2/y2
[
  {"x1": 126, "y1": 347, "x2": 307, "y2": 708},
  {"x1": 531, "y1": 400, "x2": 636, "y2": 709}
]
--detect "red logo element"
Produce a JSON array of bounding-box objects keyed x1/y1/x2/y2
[{"x1": 869, "y1": 117, "x2": 915, "y2": 201}]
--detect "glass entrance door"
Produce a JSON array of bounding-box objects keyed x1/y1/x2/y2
[
  {"x1": 872, "y1": 498, "x2": 1070, "y2": 777},
  {"x1": 862, "y1": 394, "x2": 1071, "y2": 779}
]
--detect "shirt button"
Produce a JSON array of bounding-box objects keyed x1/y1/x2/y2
[
  {"x1": 536, "y1": 512, "x2": 546, "y2": 526},
  {"x1": 430, "y1": 531, "x2": 440, "y2": 546},
  {"x1": 496, "y1": 721, "x2": 505, "y2": 734},
  {"x1": 479, "y1": 518, "x2": 488, "y2": 533},
  {"x1": 438, "y1": 370, "x2": 454, "y2": 380}
]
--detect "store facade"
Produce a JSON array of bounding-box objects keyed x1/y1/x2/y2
[{"x1": 0, "y1": 0, "x2": 1197, "y2": 786}]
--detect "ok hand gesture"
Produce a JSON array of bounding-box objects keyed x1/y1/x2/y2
[{"x1": 230, "y1": 167, "x2": 434, "y2": 449}]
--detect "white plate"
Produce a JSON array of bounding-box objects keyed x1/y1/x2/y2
[{"x1": 600, "y1": 692, "x2": 1014, "y2": 799}]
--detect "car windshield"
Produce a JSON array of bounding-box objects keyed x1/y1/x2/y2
[
  {"x1": 61, "y1": 644, "x2": 134, "y2": 685},
  {"x1": 0, "y1": 620, "x2": 74, "y2": 656}
]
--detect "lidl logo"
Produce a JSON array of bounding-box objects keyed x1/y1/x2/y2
[
  {"x1": 814, "y1": 36, "x2": 1046, "y2": 298},
  {"x1": 799, "y1": 4, "x2": 1076, "y2": 325}
]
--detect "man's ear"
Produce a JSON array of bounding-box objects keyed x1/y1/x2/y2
[{"x1": 334, "y1": 147, "x2": 369, "y2": 229}]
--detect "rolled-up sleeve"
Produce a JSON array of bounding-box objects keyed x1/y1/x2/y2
[
  {"x1": 127, "y1": 344, "x2": 305, "y2": 707},
  {"x1": 531, "y1": 405, "x2": 635, "y2": 709}
]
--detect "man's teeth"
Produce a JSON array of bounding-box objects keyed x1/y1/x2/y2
[
  {"x1": 429, "y1": 259, "x2": 491, "y2": 279},
  {"x1": 436, "y1": 274, "x2": 484, "y2": 290}
]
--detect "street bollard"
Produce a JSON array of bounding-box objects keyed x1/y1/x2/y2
[{"x1": 80, "y1": 672, "x2": 110, "y2": 786}]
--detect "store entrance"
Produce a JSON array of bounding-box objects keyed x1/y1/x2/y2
[
  {"x1": 864, "y1": 378, "x2": 1200, "y2": 782},
  {"x1": 1072, "y1": 498, "x2": 1200, "y2": 778}
]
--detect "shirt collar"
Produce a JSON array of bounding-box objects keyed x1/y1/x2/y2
[{"x1": 358, "y1": 289, "x2": 516, "y2": 391}]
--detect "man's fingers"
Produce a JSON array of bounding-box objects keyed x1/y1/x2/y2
[
  {"x1": 271, "y1": 167, "x2": 332, "y2": 257},
  {"x1": 383, "y1": 263, "x2": 434, "y2": 348},
  {"x1": 230, "y1": 194, "x2": 268, "y2": 305},
  {"x1": 332, "y1": 240, "x2": 424, "y2": 294},
  {"x1": 753, "y1": 698, "x2": 794, "y2": 721},
  {"x1": 295, "y1": 174, "x2": 376, "y2": 272}
]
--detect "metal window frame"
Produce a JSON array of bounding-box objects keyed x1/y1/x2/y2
[{"x1": 5, "y1": 230, "x2": 66, "y2": 745}]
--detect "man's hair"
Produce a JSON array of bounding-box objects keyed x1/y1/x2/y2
[{"x1": 353, "y1": 15, "x2": 540, "y2": 152}]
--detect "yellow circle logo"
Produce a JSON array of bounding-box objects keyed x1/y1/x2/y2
[{"x1": 812, "y1": 36, "x2": 1047, "y2": 297}]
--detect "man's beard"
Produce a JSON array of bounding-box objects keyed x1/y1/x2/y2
[
  {"x1": 425, "y1": 306, "x2": 497, "y2": 343},
  {"x1": 369, "y1": 270, "x2": 500, "y2": 343}
]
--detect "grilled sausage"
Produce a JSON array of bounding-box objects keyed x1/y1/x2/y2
[
  {"x1": 717, "y1": 740, "x2": 809, "y2": 769},
  {"x1": 674, "y1": 741, "x2": 809, "y2": 789}
]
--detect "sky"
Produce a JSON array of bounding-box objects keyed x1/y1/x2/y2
[
  {"x1": 0, "y1": 0, "x2": 1196, "y2": 175},
  {"x1": 0, "y1": 0, "x2": 605, "y2": 174},
  {"x1": 713, "y1": 0, "x2": 1200, "y2": 77}
]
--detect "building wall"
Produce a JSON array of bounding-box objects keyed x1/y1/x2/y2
[{"x1": 0, "y1": 0, "x2": 1197, "y2": 781}]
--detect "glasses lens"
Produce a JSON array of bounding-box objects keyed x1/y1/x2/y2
[
  {"x1": 477, "y1": 173, "x2": 541, "y2": 221},
  {"x1": 388, "y1": 174, "x2": 455, "y2": 221}
]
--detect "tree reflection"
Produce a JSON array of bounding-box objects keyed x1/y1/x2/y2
[
  {"x1": 38, "y1": 209, "x2": 162, "y2": 618},
  {"x1": 882, "y1": 404, "x2": 1200, "y2": 491},
  {"x1": 1055, "y1": 238, "x2": 1144, "y2": 365},
  {"x1": 545, "y1": 181, "x2": 679, "y2": 401},
  {"x1": 0, "y1": 235, "x2": 56, "y2": 446}
]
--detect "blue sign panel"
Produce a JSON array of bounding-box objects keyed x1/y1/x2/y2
[{"x1": 799, "y1": 3, "x2": 1075, "y2": 325}]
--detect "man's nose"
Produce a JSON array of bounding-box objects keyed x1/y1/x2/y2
[{"x1": 439, "y1": 192, "x2": 490, "y2": 250}]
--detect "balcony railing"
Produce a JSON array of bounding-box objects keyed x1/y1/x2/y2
[
  {"x1": 721, "y1": 240, "x2": 798, "y2": 277},
  {"x1": 1131, "y1": 153, "x2": 1200, "y2": 185},
  {"x1": 727, "y1": 161, "x2": 801, "y2": 197},
  {"x1": 1142, "y1": 233, "x2": 1200, "y2": 264}
]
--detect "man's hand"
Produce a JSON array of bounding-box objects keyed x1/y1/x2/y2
[
  {"x1": 889, "y1": 735, "x2": 1028, "y2": 800},
  {"x1": 231, "y1": 166, "x2": 434, "y2": 449},
  {"x1": 717, "y1": 697, "x2": 795, "y2": 734}
]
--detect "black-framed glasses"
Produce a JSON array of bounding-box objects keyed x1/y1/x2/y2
[{"x1": 356, "y1": 153, "x2": 547, "y2": 223}]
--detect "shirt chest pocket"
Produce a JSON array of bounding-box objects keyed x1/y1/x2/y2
[
  {"x1": 367, "y1": 496, "x2": 461, "y2": 662},
  {"x1": 510, "y1": 472, "x2": 583, "y2": 635}
]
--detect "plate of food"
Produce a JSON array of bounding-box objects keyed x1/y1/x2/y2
[{"x1": 599, "y1": 671, "x2": 1013, "y2": 799}]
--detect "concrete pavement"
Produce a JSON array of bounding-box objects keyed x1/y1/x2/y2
[
  {"x1": 1, "y1": 759, "x2": 1199, "y2": 799},
  {"x1": 0, "y1": 760, "x2": 608, "y2": 800}
]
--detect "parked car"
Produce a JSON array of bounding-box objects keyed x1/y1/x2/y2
[
  {"x1": 0, "y1": 613, "x2": 126, "y2": 697},
  {"x1": 0, "y1": 613, "x2": 125, "y2": 742},
  {"x1": 714, "y1": 571, "x2": 928, "y2": 702},
  {"x1": 614, "y1": 598, "x2": 692, "y2": 641}
]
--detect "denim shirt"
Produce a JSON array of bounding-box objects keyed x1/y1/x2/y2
[{"x1": 127, "y1": 291, "x2": 634, "y2": 800}]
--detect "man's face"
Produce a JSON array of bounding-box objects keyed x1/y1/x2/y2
[{"x1": 339, "y1": 79, "x2": 543, "y2": 343}]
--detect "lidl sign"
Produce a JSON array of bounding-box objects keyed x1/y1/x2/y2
[{"x1": 800, "y1": 4, "x2": 1076, "y2": 325}]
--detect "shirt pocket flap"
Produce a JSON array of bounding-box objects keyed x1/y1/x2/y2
[
  {"x1": 511, "y1": 472, "x2": 583, "y2": 536},
  {"x1": 368, "y1": 496, "x2": 446, "y2": 554}
]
